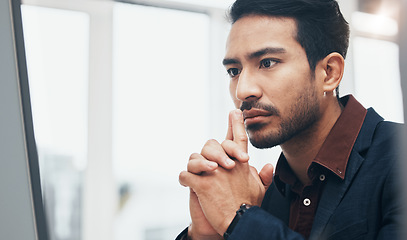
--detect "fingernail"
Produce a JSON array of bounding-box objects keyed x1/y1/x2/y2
[
  {"x1": 207, "y1": 161, "x2": 217, "y2": 169},
  {"x1": 225, "y1": 158, "x2": 235, "y2": 166}
]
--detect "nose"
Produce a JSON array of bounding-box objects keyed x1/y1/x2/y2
[{"x1": 236, "y1": 69, "x2": 262, "y2": 102}]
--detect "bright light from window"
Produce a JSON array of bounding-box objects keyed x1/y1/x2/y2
[
  {"x1": 164, "y1": 0, "x2": 235, "y2": 9},
  {"x1": 353, "y1": 37, "x2": 403, "y2": 123},
  {"x1": 112, "y1": 3, "x2": 210, "y2": 239},
  {"x1": 352, "y1": 11, "x2": 398, "y2": 37}
]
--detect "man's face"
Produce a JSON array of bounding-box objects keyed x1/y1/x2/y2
[{"x1": 223, "y1": 15, "x2": 321, "y2": 149}]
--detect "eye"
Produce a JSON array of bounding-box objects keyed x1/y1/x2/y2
[
  {"x1": 260, "y1": 59, "x2": 279, "y2": 69},
  {"x1": 227, "y1": 68, "x2": 241, "y2": 78}
]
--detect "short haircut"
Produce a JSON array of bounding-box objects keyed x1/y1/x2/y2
[{"x1": 228, "y1": 0, "x2": 350, "y2": 71}]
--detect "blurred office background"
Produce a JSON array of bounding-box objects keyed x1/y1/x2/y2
[{"x1": 19, "y1": 0, "x2": 403, "y2": 239}]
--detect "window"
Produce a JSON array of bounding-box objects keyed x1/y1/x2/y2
[
  {"x1": 112, "y1": 3, "x2": 211, "y2": 239},
  {"x1": 351, "y1": 3, "x2": 404, "y2": 123},
  {"x1": 21, "y1": 5, "x2": 89, "y2": 240},
  {"x1": 353, "y1": 37, "x2": 403, "y2": 123}
]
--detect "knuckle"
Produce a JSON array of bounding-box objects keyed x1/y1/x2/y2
[
  {"x1": 235, "y1": 135, "x2": 248, "y2": 142},
  {"x1": 221, "y1": 139, "x2": 233, "y2": 147},
  {"x1": 178, "y1": 171, "x2": 187, "y2": 184},
  {"x1": 199, "y1": 160, "x2": 209, "y2": 169},
  {"x1": 201, "y1": 139, "x2": 220, "y2": 155},
  {"x1": 206, "y1": 139, "x2": 219, "y2": 146},
  {"x1": 249, "y1": 166, "x2": 259, "y2": 173},
  {"x1": 189, "y1": 152, "x2": 200, "y2": 160}
]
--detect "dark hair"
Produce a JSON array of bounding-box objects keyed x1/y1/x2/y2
[{"x1": 228, "y1": 0, "x2": 350, "y2": 71}]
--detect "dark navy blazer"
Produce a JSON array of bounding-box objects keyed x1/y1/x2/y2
[{"x1": 228, "y1": 107, "x2": 402, "y2": 240}]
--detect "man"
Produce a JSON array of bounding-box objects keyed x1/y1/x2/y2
[{"x1": 177, "y1": 0, "x2": 402, "y2": 239}]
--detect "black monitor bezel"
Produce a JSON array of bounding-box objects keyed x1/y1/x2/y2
[{"x1": 10, "y1": 0, "x2": 49, "y2": 239}]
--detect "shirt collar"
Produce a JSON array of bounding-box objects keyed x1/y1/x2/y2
[
  {"x1": 313, "y1": 95, "x2": 367, "y2": 179},
  {"x1": 274, "y1": 154, "x2": 293, "y2": 195},
  {"x1": 274, "y1": 95, "x2": 367, "y2": 195}
]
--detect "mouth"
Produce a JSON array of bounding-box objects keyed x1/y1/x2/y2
[{"x1": 243, "y1": 109, "x2": 273, "y2": 125}]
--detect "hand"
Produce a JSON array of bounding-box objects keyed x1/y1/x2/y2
[
  {"x1": 186, "y1": 109, "x2": 250, "y2": 175},
  {"x1": 185, "y1": 164, "x2": 273, "y2": 240},
  {"x1": 186, "y1": 109, "x2": 274, "y2": 188},
  {"x1": 187, "y1": 188, "x2": 223, "y2": 240},
  {"x1": 225, "y1": 110, "x2": 274, "y2": 191},
  {"x1": 181, "y1": 155, "x2": 265, "y2": 235},
  {"x1": 181, "y1": 109, "x2": 250, "y2": 239},
  {"x1": 180, "y1": 110, "x2": 274, "y2": 235}
]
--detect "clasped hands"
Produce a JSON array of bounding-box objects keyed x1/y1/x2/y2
[{"x1": 179, "y1": 109, "x2": 275, "y2": 239}]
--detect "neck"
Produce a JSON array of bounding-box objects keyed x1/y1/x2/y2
[{"x1": 281, "y1": 99, "x2": 342, "y2": 185}]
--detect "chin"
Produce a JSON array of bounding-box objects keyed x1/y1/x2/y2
[
  {"x1": 249, "y1": 138, "x2": 279, "y2": 149},
  {"x1": 247, "y1": 127, "x2": 284, "y2": 149}
]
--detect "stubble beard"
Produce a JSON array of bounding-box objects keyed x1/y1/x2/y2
[{"x1": 247, "y1": 86, "x2": 320, "y2": 149}]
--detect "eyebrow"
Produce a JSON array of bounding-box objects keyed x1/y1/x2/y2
[{"x1": 223, "y1": 47, "x2": 287, "y2": 66}]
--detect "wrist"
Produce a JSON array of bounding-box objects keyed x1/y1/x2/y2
[
  {"x1": 223, "y1": 204, "x2": 252, "y2": 239},
  {"x1": 188, "y1": 224, "x2": 223, "y2": 240}
]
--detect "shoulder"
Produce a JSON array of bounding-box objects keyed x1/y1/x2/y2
[
  {"x1": 374, "y1": 120, "x2": 403, "y2": 136},
  {"x1": 370, "y1": 121, "x2": 402, "y2": 150},
  {"x1": 358, "y1": 119, "x2": 402, "y2": 179},
  {"x1": 353, "y1": 111, "x2": 402, "y2": 176},
  {"x1": 356, "y1": 107, "x2": 403, "y2": 154}
]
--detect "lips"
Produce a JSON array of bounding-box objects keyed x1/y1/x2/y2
[{"x1": 243, "y1": 109, "x2": 273, "y2": 122}]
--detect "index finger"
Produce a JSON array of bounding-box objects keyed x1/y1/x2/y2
[{"x1": 226, "y1": 109, "x2": 248, "y2": 153}]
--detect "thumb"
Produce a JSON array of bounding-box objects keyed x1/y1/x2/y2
[{"x1": 259, "y1": 163, "x2": 274, "y2": 190}]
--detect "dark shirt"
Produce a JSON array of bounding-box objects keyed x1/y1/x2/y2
[{"x1": 273, "y1": 95, "x2": 367, "y2": 239}]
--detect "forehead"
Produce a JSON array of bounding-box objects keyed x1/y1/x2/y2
[{"x1": 225, "y1": 15, "x2": 300, "y2": 57}]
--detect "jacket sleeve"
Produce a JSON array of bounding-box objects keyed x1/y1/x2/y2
[{"x1": 227, "y1": 206, "x2": 305, "y2": 240}]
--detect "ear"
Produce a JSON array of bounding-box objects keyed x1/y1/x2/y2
[{"x1": 319, "y1": 52, "x2": 345, "y2": 93}]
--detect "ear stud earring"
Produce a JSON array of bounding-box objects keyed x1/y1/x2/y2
[{"x1": 324, "y1": 90, "x2": 337, "y2": 97}]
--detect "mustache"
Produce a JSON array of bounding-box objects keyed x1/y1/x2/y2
[{"x1": 240, "y1": 101, "x2": 280, "y2": 116}]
